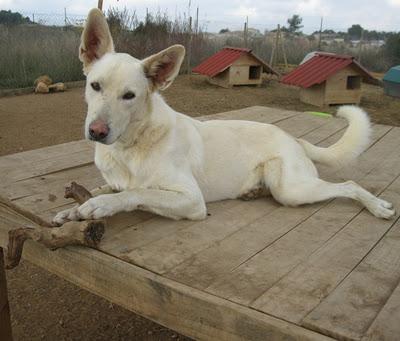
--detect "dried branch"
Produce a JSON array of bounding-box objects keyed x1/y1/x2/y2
[{"x1": 6, "y1": 182, "x2": 106, "y2": 269}]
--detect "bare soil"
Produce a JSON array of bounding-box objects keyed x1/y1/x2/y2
[{"x1": 1, "y1": 74, "x2": 400, "y2": 340}]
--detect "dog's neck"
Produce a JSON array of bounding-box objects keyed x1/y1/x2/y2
[{"x1": 112, "y1": 92, "x2": 174, "y2": 153}]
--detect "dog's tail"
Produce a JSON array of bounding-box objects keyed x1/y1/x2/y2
[{"x1": 298, "y1": 106, "x2": 371, "y2": 168}]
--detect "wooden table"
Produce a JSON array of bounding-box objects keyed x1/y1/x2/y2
[{"x1": 1, "y1": 106, "x2": 399, "y2": 341}]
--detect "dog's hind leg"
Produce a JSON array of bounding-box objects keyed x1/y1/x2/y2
[{"x1": 264, "y1": 157, "x2": 395, "y2": 219}]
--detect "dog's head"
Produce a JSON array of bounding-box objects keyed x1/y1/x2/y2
[{"x1": 79, "y1": 8, "x2": 185, "y2": 145}]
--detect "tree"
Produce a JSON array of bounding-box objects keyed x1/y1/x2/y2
[
  {"x1": 384, "y1": 33, "x2": 400, "y2": 65},
  {"x1": 287, "y1": 14, "x2": 303, "y2": 33},
  {"x1": 347, "y1": 24, "x2": 363, "y2": 40},
  {"x1": 0, "y1": 10, "x2": 32, "y2": 25},
  {"x1": 219, "y1": 28, "x2": 229, "y2": 34}
]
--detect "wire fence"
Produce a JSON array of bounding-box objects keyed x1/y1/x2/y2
[{"x1": 22, "y1": 11, "x2": 86, "y2": 27}]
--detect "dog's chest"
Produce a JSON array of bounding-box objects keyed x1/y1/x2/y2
[{"x1": 94, "y1": 145, "x2": 141, "y2": 191}]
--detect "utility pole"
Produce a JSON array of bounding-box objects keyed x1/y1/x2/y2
[
  {"x1": 358, "y1": 28, "x2": 364, "y2": 63},
  {"x1": 32, "y1": 13, "x2": 35, "y2": 23},
  {"x1": 64, "y1": 7, "x2": 67, "y2": 26},
  {"x1": 244, "y1": 16, "x2": 248, "y2": 47},
  {"x1": 98, "y1": 0, "x2": 104, "y2": 11},
  {"x1": 187, "y1": 16, "x2": 193, "y2": 74},
  {"x1": 318, "y1": 16, "x2": 323, "y2": 50},
  {"x1": 195, "y1": 6, "x2": 199, "y2": 35}
]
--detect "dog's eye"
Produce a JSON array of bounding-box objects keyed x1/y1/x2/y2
[
  {"x1": 122, "y1": 91, "x2": 135, "y2": 100},
  {"x1": 91, "y1": 82, "x2": 101, "y2": 91}
]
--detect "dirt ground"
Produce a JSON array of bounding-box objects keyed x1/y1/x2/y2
[
  {"x1": 1, "y1": 75, "x2": 400, "y2": 156},
  {"x1": 1, "y1": 74, "x2": 400, "y2": 340}
]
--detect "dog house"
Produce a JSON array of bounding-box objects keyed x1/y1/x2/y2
[
  {"x1": 383, "y1": 66, "x2": 400, "y2": 98},
  {"x1": 281, "y1": 53, "x2": 376, "y2": 107},
  {"x1": 193, "y1": 47, "x2": 279, "y2": 88}
]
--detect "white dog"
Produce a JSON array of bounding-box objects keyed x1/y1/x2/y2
[{"x1": 54, "y1": 9, "x2": 395, "y2": 225}]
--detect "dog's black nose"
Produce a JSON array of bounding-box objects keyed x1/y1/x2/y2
[{"x1": 89, "y1": 120, "x2": 109, "y2": 141}]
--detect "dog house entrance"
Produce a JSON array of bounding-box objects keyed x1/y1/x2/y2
[
  {"x1": 346, "y1": 75, "x2": 361, "y2": 90},
  {"x1": 249, "y1": 65, "x2": 261, "y2": 80}
]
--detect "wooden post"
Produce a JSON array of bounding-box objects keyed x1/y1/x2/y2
[
  {"x1": 280, "y1": 28, "x2": 288, "y2": 68},
  {"x1": 98, "y1": 0, "x2": 104, "y2": 11},
  {"x1": 187, "y1": 16, "x2": 193, "y2": 74},
  {"x1": 0, "y1": 248, "x2": 12, "y2": 341},
  {"x1": 243, "y1": 16, "x2": 249, "y2": 48},
  {"x1": 318, "y1": 17, "x2": 323, "y2": 50},
  {"x1": 244, "y1": 22, "x2": 248, "y2": 48},
  {"x1": 270, "y1": 24, "x2": 280, "y2": 67},
  {"x1": 358, "y1": 28, "x2": 364, "y2": 63},
  {"x1": 195, "y1": 6, "x2": 199, "y2": 35}
]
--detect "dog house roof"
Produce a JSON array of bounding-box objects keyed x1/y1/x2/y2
[
  {"x1": 192, "y1": 47, "x2": 278, "y2": 77},
  {"x1": 281, "y1": 52, "x2": 375, "y2": 88}
]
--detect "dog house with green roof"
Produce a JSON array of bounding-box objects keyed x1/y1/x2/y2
[{"x1": 383, "y1": 66, "x2": 400, "y2": 98}]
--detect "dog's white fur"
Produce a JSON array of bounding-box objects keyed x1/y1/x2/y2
[{"x1": 54, "y1": 9, "x2": 395, "y2": 225}]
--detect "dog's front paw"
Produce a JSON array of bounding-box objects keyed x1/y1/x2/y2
[
  {"x1": 78, "y1": 195, "x2": 121, "y2": 219},
  {"x1": 52, "y1": 205, "x2": 79, "y2": 226},
  {"x1": 368, "y1": 198, "x2": 396, "y2": 219}
]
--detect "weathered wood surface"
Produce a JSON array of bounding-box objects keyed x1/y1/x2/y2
[{"x1": 0, "y1": 106, "x2": 399, "y2": 340}]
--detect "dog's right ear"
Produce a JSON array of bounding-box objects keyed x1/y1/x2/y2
[{"x1": 79, "y1": 8, "x2": 114, "y2": 74}]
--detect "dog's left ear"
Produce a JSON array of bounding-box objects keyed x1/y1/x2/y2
[{"x1": 142, "y1": 45, "x2": 185, "y2": 91}]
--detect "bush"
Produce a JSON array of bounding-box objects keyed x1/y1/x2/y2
[{"x1": 0, "y1": 24, "x2": 83, "y2": 88}]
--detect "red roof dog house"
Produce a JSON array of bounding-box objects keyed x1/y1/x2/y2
[
  {"x1": 193, "y1": 47, "x2": 279, "y2": 88},
  {"x1": 281, "y1": 53, "x2": 376, "y2": 107}
]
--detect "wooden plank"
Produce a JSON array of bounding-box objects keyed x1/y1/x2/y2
[
  {"x1": 274, "y1": 113, "x2": 328, "y2": 137},
  {"x1": 167, "y1": 203, "x2": 325, "y2": 290},
  {"x1": 0, "y1": 141, "x2": 93, "y2": 182},
  {"x1": 100, "y1": 199, "x2": 240, "y2": 255},
  {"x1": 6, "y1": 150, "x2": 94, "y2": 182},
  {"x1": 1, "y1": 163, "x2": 101, "y2": 201},
  {"x1": 0, "y1": 248, "x2": 12, "y2": 341},
  {"x1": 125, "y1": 198, "x2": 278, "y2": 274},
  {"x1": 205, "y1": 126, "x2": 400, "y2": 305},
  {"x1": 251, "y1": 173, "x2": 400, "y2": 324},
  {"x1": 0, "y1": 139, "x2": 92, "y2": 166},
  {"x1": 362, "y1": 281, "x2": 400, "y2": 341},
  {"x1": 200, "y1": 106, "x2": 298, "y2": 122},
  {"x1": 0, "y1": 208, "x2": 333, "y2": 341},
  {"x1": 299, "y1": 117, "x2": 348, "y2": 145},
  {"x1": 303, "y1": 218, "x2": 400, "y2": 340}
]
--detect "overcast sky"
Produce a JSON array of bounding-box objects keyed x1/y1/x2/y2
[{"x1": 1, "y1": 0, "x2": 400, "y2": 33}]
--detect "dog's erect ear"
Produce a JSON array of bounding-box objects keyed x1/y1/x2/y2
[
  {"x1": 142, "y1": 45, "x2": 185, "y2": 91},
  {"x1": 79, "y1": 8, "x2": 114, "y2": 74}
]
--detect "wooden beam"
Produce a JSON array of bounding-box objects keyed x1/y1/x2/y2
[
  {"x1": 98, "y1": 0, "x2": 103, "y2": 11},
  {"x1": 0, "y1": 248, "x2": 12, "y2": 341}
]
